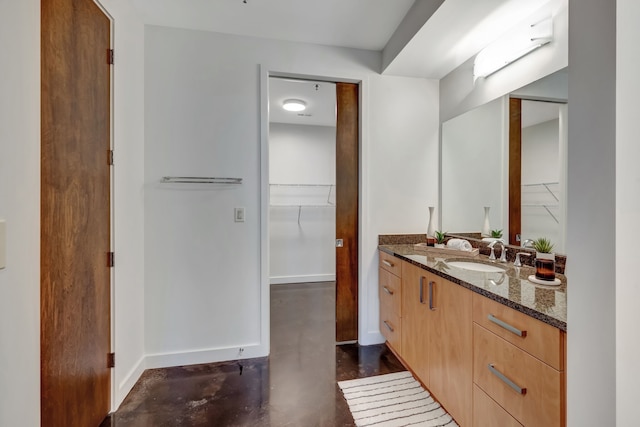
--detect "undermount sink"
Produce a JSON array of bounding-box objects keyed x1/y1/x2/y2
[{"x1": 446, "y1": 260, "x2": 506, "y2": 273}]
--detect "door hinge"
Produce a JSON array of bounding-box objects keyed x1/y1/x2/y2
[
  {"x1": 107, "y1": 252, "x2": 115, "y2": 267},
  {"x1": 107, "y1": 49, "x2": 114, "y2": 65},
  {"x1": 107, "y1": 352, "x2": 115, "y2": 368},
  {"x1": 108, "y1": 150, "x2": 114, "y2": 166}
]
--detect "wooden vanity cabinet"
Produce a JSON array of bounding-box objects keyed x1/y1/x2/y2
[
  {"x1": 379, "y1": 252, "x2": 402, "y2": 352},
  {"x1": 400, "y1": 261, "x2": 431, "y2": 386},
  {"x1": 472, "y1": 294, "x2": 566, "y2": 427},
  {"x1": 378, "y1": 251, "x2": 565, "y2": 426},
  {"x1": 428, "y1": 271, "x2": 473, "y2": 427},
  {"x1": 401, "y1": 261, "x2": 473, "y2": 426}
]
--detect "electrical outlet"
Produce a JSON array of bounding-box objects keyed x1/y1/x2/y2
[{"x1": 234, "y1": 207, "x2": 245, "y2": 223}]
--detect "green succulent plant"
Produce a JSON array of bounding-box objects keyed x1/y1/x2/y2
[
  {"x1": 532, "y1": 237, "x2": 555, "y2": 254},
  {"x1": 490, "y1": 229, "x2": 503, "y2": 238},
  {"x1": 434, "y1": 230, "x2": 447, "y2": 244}
]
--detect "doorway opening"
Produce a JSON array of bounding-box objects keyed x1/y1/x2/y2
[
  {"x1": 509, "y1": 98, "x2": 568, "y2": 252},
  {"x1": 265, "y1": 75, "x2": 359, "y2": 347}
]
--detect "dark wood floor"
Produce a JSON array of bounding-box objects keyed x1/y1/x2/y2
[{"x1": 101, "y1": 282, "x2": 404, "y2": 426}]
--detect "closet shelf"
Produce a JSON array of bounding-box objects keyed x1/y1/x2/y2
[
  {"x1": 521, "y1": 204, "x2": 559, "y2": 224},
  {"x1": 521, "y1": 182, "x2": 560, "y2": 223},
  {"x1": 269, "y1": 183, "x2": 336, "y2": 224}
]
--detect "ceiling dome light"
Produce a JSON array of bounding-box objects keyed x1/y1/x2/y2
[{"x1": 282, "y1": 99, "x2": 306, "y2": 112}]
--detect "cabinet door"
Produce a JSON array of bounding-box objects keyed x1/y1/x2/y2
[
  {"x1": 473, "y1": 384, "x2": 523, "y2": 427},
  {"x1": 474, "y1": 324, "x2": 562, "y2": 427},
  {"x1": 379, "y1": 268, "x2": 402, "y2": 351},
  {"x1": 401, "y1": 261, "x2": 430, "y2": 386},
  {"x1": 428, "y1": 272, "x2": 473, "y2": 427}
]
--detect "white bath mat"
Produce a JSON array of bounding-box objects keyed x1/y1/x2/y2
[{"x1": 338, "y1": 371, "x2": 458, "y2": 427}]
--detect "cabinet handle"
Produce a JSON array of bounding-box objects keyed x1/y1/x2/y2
[
  {"x1": 419, "y1": 277, "x2": 425, "y2": 304},
  {"x1": 488, "y1": 364, "x2": 527, "y2": 395},
  {"x1": 383, "y1": 320, "x2": 394, "y2": 332},
  {"x1": 382, "y1": 260, "x2": 394, "y2": 268},
  {"x1": 488, "y1": 314, "x2": 527, "y2": 337},
  {"x1": 383, "y1": 286, "x2": 394, "y2": 295},
  {"x1": 428, "y1": 281, "x2": 436, "y2": 311}
]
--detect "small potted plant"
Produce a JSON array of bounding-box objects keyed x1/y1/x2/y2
[
  {"x1": 532, "y1": 237, "x2": 555, "y2": 281},
  {"x1": 491, "y1": 229, "x2": 503, "y2": 239},
  {"x1": 434, "y1": 231, "x2": 447, "y2": 248}
]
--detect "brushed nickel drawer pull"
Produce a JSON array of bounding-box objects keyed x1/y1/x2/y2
[
  {"x1": 428, "y1": 281, "x2": 436, "y2": 311},
  {"x1": 382, "y1": 260, "x2": 394, "y2": 268},
  {"x1": 383, "y1": 286, "x2": 394, "y2": 295},
  {"x1": 488, "y1": 314, "x2": 527, "y2": 337},
  {"x1": 383, "y1": 320, "x2": 394, "y2": 332},
  {"x1": 419, "y1": 276, "x2": 425, "y2": 304},
  {"x1": 488, "y1": 364, "x2": 526, "y2": 395}
]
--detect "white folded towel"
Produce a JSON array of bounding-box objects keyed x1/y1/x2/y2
[{"x1": 446, "y1": 238, "x2": 473, "y2": 252}]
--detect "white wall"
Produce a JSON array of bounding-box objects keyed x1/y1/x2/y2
[
  {"x1": 143, "y1": 25, "x2": 440, "y2": 365},
  {"x1": 439, "y1": 0, "x2": 568, "y2": 122},
  {"x1": 269, "y1": 123, "x2": 336, "y2": 284},
  {"x1": 521, "y1": 119, "x2": 561, "y2": 248},
  {"x1": 617, "y1": 0, "x2": 640, "y2": 425},
  {"x1": 441, "y1": 97, "x2": 506, "y2": 234},
  {"x1": 0, "y1": 1, "x2": 40, "y2": 425},
  {"x1": 97, "y1": 0, "x2": 147, "y2": 409},
  {"x1": 566, "y1": 0, "x2": 616, "y2": 425},
  {"x1": 365, "y1": 74, "x2": 440, "y2": 343}
]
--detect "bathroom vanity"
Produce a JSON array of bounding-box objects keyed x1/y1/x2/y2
[{"x1": 378, "y1": 243, "x2": 566, "y2": 427}]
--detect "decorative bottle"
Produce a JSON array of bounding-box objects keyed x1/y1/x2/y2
[{"x1": 481, "y1": 206, "x2": 491, "y2": 237}]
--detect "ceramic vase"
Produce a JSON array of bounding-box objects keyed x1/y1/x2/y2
[
  {"x1": 481, "y1": 206, "x2": 491, "y2": 237},
  {"x1": 427, "y1": 206, "x2": 435, "y2": 237}
]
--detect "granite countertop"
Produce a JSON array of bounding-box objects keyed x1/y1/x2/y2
[{"x1": 379, "y1": 244, "x2": 567, "y2": 331}]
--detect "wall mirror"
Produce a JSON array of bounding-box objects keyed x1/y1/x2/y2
[{"x1": 441, "y1": 68, "x2": 568, "y2": 253}]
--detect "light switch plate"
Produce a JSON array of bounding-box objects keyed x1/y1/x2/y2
[
  {"x1": 0, "y1": 219, "x2": 5, "y2": 269},
  {"x1": 234, "y1": 207, "x2": 245, "y2": 223}
]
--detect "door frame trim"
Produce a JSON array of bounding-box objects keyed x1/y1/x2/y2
[{"x1": 259, "y1": 66, "x2": 365, "y2": 353}]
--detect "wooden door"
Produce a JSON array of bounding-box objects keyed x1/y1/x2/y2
[
  {"x1": 508, "y1": 98, "x2": 522, "y2": 246},
  {"x1": 41, "y1": 0, "x2": 112, "y2": 425},
  {"x1": 428, "y1": 273, "x2": 473, "y2": 426},
  {"x1": 335, "y1": 83, "x2": 359, "y2": 342},
  {"x1": 400, "y1": 262, "x2": 430, "y2": 386}
]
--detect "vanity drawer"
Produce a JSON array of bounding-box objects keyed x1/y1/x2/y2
[
  {"x1": 473, "y1": 293, "x2": 564, "y2": 370},
  {"x1": 473, "y1": 384, "x2": 522, "y2": 427},
  {"x1": 379, "y1": 268, "x2": 402, "y2": 317},
  {"x1": 379, "y1": 251, "x2": 402, "y2": 277},
  {"x1": 474, "y1": 324, "x2": 563, "y2": 427},
  {"x1": 380, "y1": 305, "x2": 401, "y2": 352}
]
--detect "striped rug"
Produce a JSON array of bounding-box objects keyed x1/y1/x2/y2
[{"x1": 338, "y1": 371, "x2": 458, "y2": 427}]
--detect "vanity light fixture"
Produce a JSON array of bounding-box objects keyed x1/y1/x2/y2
[
  {"x1": 473, "y1": 16, "x2": 554, "y2": 81},
  {"x1": 282, "y1": 99, "x2": 307, "y2": 112}
]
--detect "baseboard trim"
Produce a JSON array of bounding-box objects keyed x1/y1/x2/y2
[
  {"x1": 269, "y1": 274, "x2": 335, "y2": 284},
  {"x1": 359, "y1": 330, "x2": 385, "y2": 346},
  {"x1": 114, "y1": 354, "x2": 146, "y2": 411},
  {"x1": 144, "y1": 343, "x2": 266, "y2": 370}
]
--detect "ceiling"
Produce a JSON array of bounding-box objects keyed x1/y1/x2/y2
[
  {"x1": 130, "y1": 0, "x2": 565, "y2": 125},
  {"x1": 269, "y1": 78, "x2": 336, "y2": 127},
  {"x1": 384, "y1": 0, "x2": 557, "y2": 79},
  {"x1": 130, "y1": 0, "x2": 415, "y2": 51},
  {"x1": 522, "y1": 100, "x2": 561, "y2": 128}
]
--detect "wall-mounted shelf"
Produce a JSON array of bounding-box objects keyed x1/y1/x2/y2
[
  {"x1": 161, "y1": 176, "x2": 243, "y2": 184},
  {"x1": 269, "y1": 183, "x2": 335, "y2": 224}
]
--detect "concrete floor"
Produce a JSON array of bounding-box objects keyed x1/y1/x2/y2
[{"x1": 101, "y1": 282, "x2": 404, "y2": 426}]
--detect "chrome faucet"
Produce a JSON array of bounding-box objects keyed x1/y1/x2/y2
[
  {"x1": 514, "y1": 252, "x2": 531, "y2": 267},
  {"x1": 488, "y1": 239, "x2": 507, "y2": 262},
  {"x1": 521, "y1": 239, "x2": 535, "y2": 248}
]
